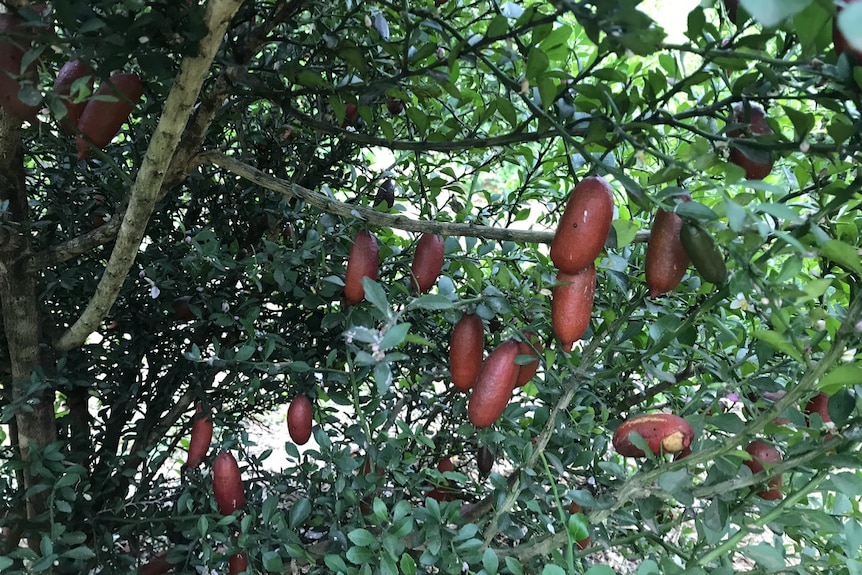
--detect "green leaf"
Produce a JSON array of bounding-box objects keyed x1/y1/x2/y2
[
  {"x1": 380, "y1": 322, "x2": 411, "y2": 351},
  {"x1": 408, "y1": 294, "x2": 454, "y2": 311},
  {"x1": 262, "y1": 550, "x2": 285, "y2": 572},
  {"x1": 483, "y1": 548, "x2": 499, "y2": 575},
  {"x1": 324, "y1": 554, "x2": 349, "y2": 573},
  {"x1": 753, "y1": 330, "x2": 803, "y2": 362},
  {"x1": 585, "y1": 566, "x2": 617, "y2": 575},
  {"x1": 819, "y1": 240, "x2": 862, "y2": 274},
  {"x1": 345, "y1": 545, "x2": 374, "y2": 564},
  {"x1": 753, "y1": 203, "x2": 803, "y2": 224},
  {"x1": 782, "y1": 106, "x2": 815, "y2": 140},
  {"x1": 400, "y1": 553, "x2": 417, "y2": 575},
  {"x1": 374, "y1": 362, "x2": 392, "y2": 394},
  {"x1": 526, "y1": 47, "x2": 549, "y2": 81},
  {"x1": 362, "y1": 278, "x2": 391, "y2": 317},
  {"x1": 289, "y1": 498, "x2": 311, "y2": 529},
  {"x1": 742, "y1": 543, "x2": 785, "y2": 572},
  {"x1": 505, "y1": 557, "x2": 525, "y2": 575},
  {"x1": 829, "y1": 389, "x2": 855, "y2": 426},
  {"x1": 567, "y1": 513, "x2": 589, "y2": 541},
  {"x1": 819, "y1": 363, "x2": 862, "y2": 395},
  {"x1": 542, "y1": 566, "x2": 566, "y2": 575},
  {"x1": 638, "y1": 559, "x2": 661, "y2": 575},
  {"x1": 348, "y1": 528, "x2": 377, "y2": 547},
  {"x1": 844, "y1": 519, "x2": 862, "y2": 559},
  {"x1": 611, "y1": 219, "x2": 639, "y2": 248},
  {"x1": 829, "y1": 472, "x2": 862, "y2": 497},
  {"x1": 60, "y1": 546, "x2": 95, "y2": 560},
  {"x1": 739, "y1": 0, "x2": 811, "y2": 27},
  {"x1": 674, "y1": 201, "x2": 719, "y2": 222}
]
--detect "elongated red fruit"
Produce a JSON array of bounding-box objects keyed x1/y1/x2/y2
[
  {"x1": 568, "y1": 502, "x2": 591, "y2": 550},
  {"x1": 411, "y1": 233, "x2": 444, "y2": 293},
  {"x1": 728, "y1": 103, "x2": 774, "y2": 180},
  {"x1": 514, "y1": 331, "x2": 541, "y2": 386},
  {"x1": 212, "y1": 451, "x2": 245, "y2": 515},
  {"x1": 450, "y1": 313, "x2": 484, "y2": 391},
  {"x1": 76, "y1": 73, "x2": 144, "y2": 159},
  {"x1": 54, "y1": 59, "x2": 93, "y2": 134},
  {"x1": 229, "y1": 552, "x2": 248, "y2": 575},
  {"x1": 468, "y1": 339, "x2": 520, "y2": 428},
  {"x1": 552, "y1": 266, "x2": 596, "y2": 352},
  {"x1": 744, "y1": 441, "x2": 783, "y2": 500},
  {"x1": 613, "y1": 413, "x2": 694, "y2": 457},
  {"x1": 477, "y1": 445, "x2": 494, "y2": 477},
  {"x1": 0, "y1": 15, "x2": 40, "y2": 120},
  {"x1": 804, "y1": 392, "x2": 832, "y2": 424},
  {"x1": 550, "y1": 176, "x2": 615, "y2": 274},
  {"x1": 343, "y1": 230, "x2": 379, "y2": 305},
  {"x1": 287, "y1": 394, "x2": 313, "y2": 445},
  {"x1": 645, "y1": 196, "x2": 690, "y2": 298},
  {"x1": 427, "y1": 456, "x2": 458, "y2": 502},
  {"x1": 186, "y1": 403, "x2": 213, "y2": 468}
]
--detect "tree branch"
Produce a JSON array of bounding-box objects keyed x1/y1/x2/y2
[
  {"x1": 199, "y1": 151, "x2": 653, "y2": 245},
  {"x1": 55, "y1": 0, "x2": 245, "y2": 352}
]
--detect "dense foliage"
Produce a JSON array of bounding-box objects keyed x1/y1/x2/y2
[{"x1": 1, "y1": 0, "x2": 861, "y2": 574}]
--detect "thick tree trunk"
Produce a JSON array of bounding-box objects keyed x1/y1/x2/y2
[{"x1": 0, "y1": 114, "x2": 55, "y2": 528}]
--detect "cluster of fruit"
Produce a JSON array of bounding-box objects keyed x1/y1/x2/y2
[
  {"x1": 740, "y1": 392, "x2": 835, "y2": 501},
  {"x1": 343, "y1": 230, "x2": 444, "y2": 305},
  {"x1": 0, "y1": 13, "x2": 142, "y2": 157},
  {"x1": 174, "y1": 406, "x2": 247, "y2": 574}
]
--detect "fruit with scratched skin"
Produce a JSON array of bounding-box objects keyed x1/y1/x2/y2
[
  {"x1": 467, "y1": 339, "x2": 520, "y2": 428},
  {"x1": 551, "y1": 266, "x2": 596, "y2": 352},
  {"x1": 287, "y1": 394, "x2": 313, "y2": 445},
  {"x1": 680, "y1": 222, "x2": 727, "y2": 285},
  {"x1": 53, "y1": 59, "x2": 93, "y2": 134},
  {"x1": 410, "y1": 233, "x2": 444, "y2": 293},
  {"x1": 343, "y1": 230, "x2": 379, "y2": 305},
  {"x1": 212, "y1": 452, "x2": 245, "y2": 515},
  {"x1": 76, "y1": 73, "x2": 144, "y2": 159},
  {"x1": 514, "y1": 331, "x2": 542, "y2": 386},
  {"x1": 612, "y1": 413, "x2": 694, "y2": 457},
  {"x1": 450, "y1": 313, "x2": 484, "y2": 392},
  {"x1": 744, "y1": 441, "x2": 783, "y2": 500},
  {"x1": 645, "y1": 195, "x2": 690, "y2": 298},
  {"x1": 550, "y1": 176, "x2": 615, "y2": 274},
  {"x1": 0, "y1": 14, "x2": 41, "y2": 120},
  {"x1": 834, "y1": 0, "x2": 862, "y2": 64},
  {"x1": 727, "y1": 103, "x2": 774, "y2": 180},
  {"x1": 186, "y1": 403, "x2": 213, "y2": 468}
]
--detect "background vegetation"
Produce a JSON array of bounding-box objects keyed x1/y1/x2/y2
[{"x1": 0, "y1": 0, "x2": 860, "y2": 573}]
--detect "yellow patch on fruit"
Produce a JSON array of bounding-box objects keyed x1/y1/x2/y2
[{"x1": 662, "y1": 431, "x2": 686, "y2": 453}]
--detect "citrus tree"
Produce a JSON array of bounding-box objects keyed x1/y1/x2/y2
[{"x1": 1, "y1": 0, "x2": 861, "y2": 573}]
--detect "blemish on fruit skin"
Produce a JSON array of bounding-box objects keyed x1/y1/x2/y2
[{"x1": 662, "y1": 431, "x2": 686, "y2": 452}]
